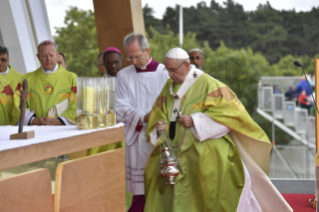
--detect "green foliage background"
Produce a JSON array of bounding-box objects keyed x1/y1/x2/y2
[
  {"x1": 54, "y1": 7, "x2": 99, "y2": 77},
  {"x1": 53, "y1": 3, "x2": 319, "y2": 145}
]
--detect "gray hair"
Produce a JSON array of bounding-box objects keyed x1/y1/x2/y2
[
  {"x1": 124, "y1": 33, "x2": 149, "y2": 52},
  {"x1": 189, "y1": 48, "x2": 204, "y2": 59},
  {"x1": 38, "y1": 40, "x2": 58, "y2": 53}
]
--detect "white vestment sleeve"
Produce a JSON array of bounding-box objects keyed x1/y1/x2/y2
[
  {"x1": 190, "y1": 112, "x2": 230, "y2": 141},
  {"x1": 21, "y1": 110, "x2": 34, "y2": 125}
]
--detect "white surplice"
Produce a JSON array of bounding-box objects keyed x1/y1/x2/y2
[{"x1": 116, "y1": 62, "x2": 169, "y2": 195}]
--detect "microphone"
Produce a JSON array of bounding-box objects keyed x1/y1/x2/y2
[
  {"x1": 294, "y1": 60, "x2": 302, "y2": 67},
  {"x1": 293, "y1": 60, "x2": 319, "y2": 114}
]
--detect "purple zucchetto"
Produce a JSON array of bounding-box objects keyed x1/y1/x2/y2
[{"x1": 103, "y1": 47, "x2": 121, "y2": 54}]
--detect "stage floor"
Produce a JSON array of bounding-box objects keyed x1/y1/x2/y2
[{"x1": 272, "y1": 179, "x2": 316, "y2": 211}]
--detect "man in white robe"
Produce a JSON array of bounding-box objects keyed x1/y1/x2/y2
[{"x1": 115, "y1": 32, "x2": 169, "y2": 212}]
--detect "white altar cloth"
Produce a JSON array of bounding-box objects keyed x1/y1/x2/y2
[{"x1": 0, "y1": 123, "x2": 124, "y2": 152}]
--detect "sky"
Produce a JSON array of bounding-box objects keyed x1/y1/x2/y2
[{"x1": 45, "y1": 0, "x2": 319, "y2": 35}]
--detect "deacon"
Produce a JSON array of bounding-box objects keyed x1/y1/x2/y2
[
  {"x1": 116, "y1": 32, "x2": 169, "y2": 211},
  {"x1": 0, "y1": 45, "x2": 22, "y2": 125},
  {"x1": 144, "y1": 47, "x2": 292, "y2": 212},
  {"x1": 188, "y1": 48, "x2": 205, "y2": 70},
  {"x1": 103, "y1": 47, "x2": 122, "y2": 78},
  {"x1": 23, "y1": 40, "x2": 77, "y2": 125}
]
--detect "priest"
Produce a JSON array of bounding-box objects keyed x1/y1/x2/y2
[
  {"x1": 23, "y1": 40, "x2": 77, "y2": 125},
  {"x1": 145, "y1": 47, "x2": 292, "y2": 212},
  {"x1": 116, "y1": 33, "x2": 169, "y2": 211},
  {"x1": 0, "y1": 45, "x2": 22, "y2": 125}
]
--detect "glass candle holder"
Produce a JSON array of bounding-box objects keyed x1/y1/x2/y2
[
  {"x1": 108, "y1": 77, "x2": 117, "y2": 126},
  {"x1": 99, "y1": 78, "x2": 109, "y2": 128},
  {"x1": 77, "y1": 77, "x2": 99, "y2": 129}
]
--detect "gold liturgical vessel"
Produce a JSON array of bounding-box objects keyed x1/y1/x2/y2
[{"x1": 77, "y1": 77, "x2": 117, "y2": 130}]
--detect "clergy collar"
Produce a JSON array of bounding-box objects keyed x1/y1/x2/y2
[
  {"x1": 141, "y1": 57, "x2": 152, "y2": 70},
  {"x1": 0, "y1": 66, "x2": 9, "y2": 75},
  {"x1": 42, "y1": 63, "x2": 59, "y2": 74},
  {"x1": 135, "y1": 57, "x2": 159, "y2": 73}
]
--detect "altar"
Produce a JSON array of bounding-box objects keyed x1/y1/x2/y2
[{"x1": 0, "y1": 124, "x2": 125, "y2": 212}]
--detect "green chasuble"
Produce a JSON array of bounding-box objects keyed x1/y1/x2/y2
[
  {"x1": 0, "y1": 73, "x2": 20, "y2": 125},
  {"x1": 145, "y1": 74, "x2": 272, "y2": 212},
  {"x1": 3, "y1": 65, "x2": 23, "y2": 95},
  {"x1": 23, "y1": 65, "x2": 77, "y2": 123}
]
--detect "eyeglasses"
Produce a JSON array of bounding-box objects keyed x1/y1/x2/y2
[
  {"x1": 165, "y1": 62, "x2": 185, "y2": 73},
  {"x1": 0, "y1": 58, "x2": 8, "y2": 63},
  {"x1": 126, "y1": 52, "x2": 144, "y2": 61}
]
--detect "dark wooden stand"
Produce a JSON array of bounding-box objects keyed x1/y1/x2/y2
[{"x1": 10, "y1": 79, "x2": 35, "y2": 140}]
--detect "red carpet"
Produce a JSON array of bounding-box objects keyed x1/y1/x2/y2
[
  {"x1": 282, "y1": 193, "x2": 316, "y2": 212},
  {"x1": 52, "y1": 193, "x2": 316, "y2": 211}
]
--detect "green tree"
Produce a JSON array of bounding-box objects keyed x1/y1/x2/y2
[
  {"x1": 54, "y1": 7, "x2": 99, "y2": 77},
  {"x1": 248, "y1": 2, "x2": 289, "y2": 64},
  {"x1": 144, "y1": 4, "x2": 168, "y2": 36},
  {"x1": 146, "y1": 1, "x2": 319, "y2": 64}
]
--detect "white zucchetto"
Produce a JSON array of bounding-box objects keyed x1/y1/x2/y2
[{"x1": 165, "y1": 47, "x2": 189, "y2": 60}]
